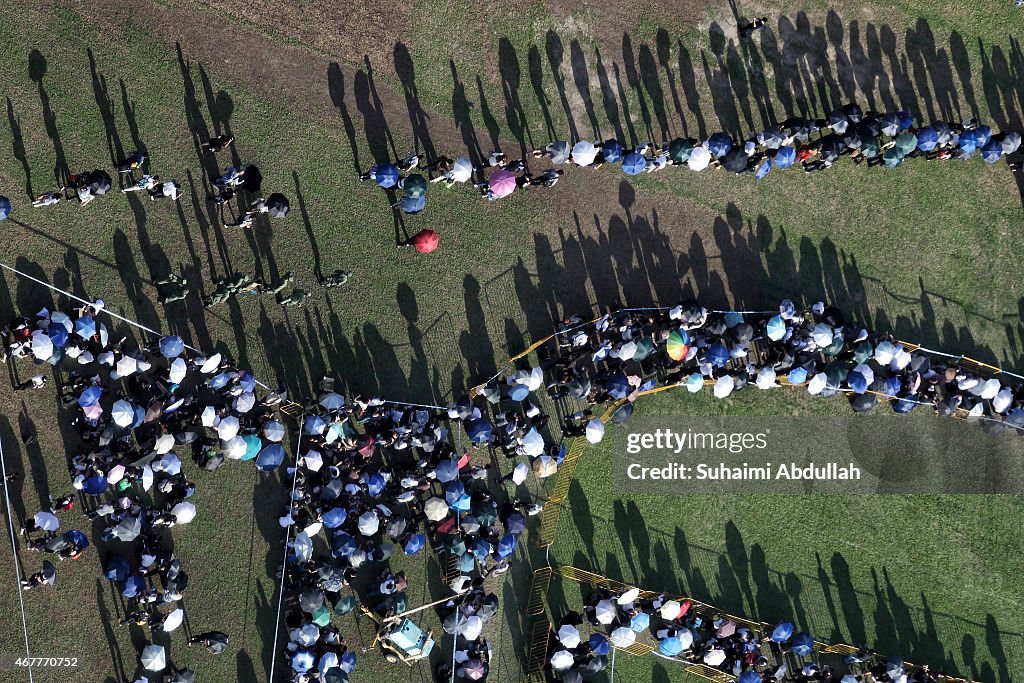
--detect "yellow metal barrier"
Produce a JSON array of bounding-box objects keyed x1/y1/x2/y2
[
  {"x1": 527, "y1": 568, "x2": 552, "y2": 617},
  {"x1": 525, "y1": 619, "x2": 552, "y2": 681}
]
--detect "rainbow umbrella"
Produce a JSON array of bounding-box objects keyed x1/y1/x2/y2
[{"x1": 666, "y1": 329, "x2": 690, "y2": 361}]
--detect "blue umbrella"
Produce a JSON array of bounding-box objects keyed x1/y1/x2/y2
[
  {"x1": 897, "y1": 111, "x2": 914, "y2": 131},
  {"x1": 884, "y1": 377, "x2": 902, "y2": 396},
  {"x1": 62, "y1": 529, "x2": 89, "y2": 549},
  {"x1": 366, "y1": 473, "x2": 386, "y2": 497},
  {"x1": 209, "y1": 372, "x2": 231, "y2": 390},
  {"x1": 915, "y1": 126, "x2": 938, "y2": 151},
  {"x1": 505, "y1": 512, "x2": 526, "y2": 535},
  {"x1": 465, "y1": 418, "x2": 493, "y2": 444},
  {"x1": 958, "y1": 129, "x2": 981, "y2": 153},
  {"x1": 976, "y1": 124, "x2": 992, "y2": 146},
  {"x1": 458, "y1": 553, "x2": 475, "y2": 573},
  {"x1": 340, "y1": 651, "x2": 357, "y2": 673},
  {"x1": 450, "y1": 494, "x2": 471, "y2": 512},
  {"x1": 848, "y1": 371, "x2": 868, "y2": 394},
  {"x1": 104, "y1": 554, "x2": 131, "y2": 581},
  {"x1": 773, "y1": 146, "x2": 796, "y2": 169},
  {"x1": 892, "y1": 397, "x2": 917, "y2": 414},
  {"x1": 791, "y1": 632, "x2": 814, "y2": 657},
  {"x1": 256, "y1": 444, "x2": 285, "y2": 471},
  {"x1": 589, "y1": 633, "x2": 610, "y2": 655},
  {"x1": 555, "y1": 443, "x2": 567, "y2": 466},
  {"x1": 78, "y1": 386, "x2": 103, "y2": 407},
  {"x1": 724, "y1": 311, "x2": 744, "y2": 327},
  {"x1": 604, "y1": 373, "x2": 631, "y2": 399},
  {"x1": 303, "y1": 415, "x2": 327, "y2": 435},
  {"x1": 787, "y1": 367, "x2": 808, "y2": 384},
  {"x1": 369, "y1": 163, "x2": 399, "y2": 188},
  {"x1": 83, "y1": 475, "x2": 109, "y2": 495},
  {"x1": 622, "y1": 152, "x2": 645, "y2": 175},
  {"x1": 472, "y1": 538, "x2": 491, "y2": 559},
  {"x1": 131, "y1": 405, "x2": 146, "y2": 430},
  {"x1": 755, "y1": 159, "x2": 771, "y2": 179},
  {"x1": 630, "y1": 612, "x2": 650, "y2": 631},
  {"x1": 508, "y1": 384, "x2": 530, "y2": 401},
  {"x1": 120, "y1": 573, "x2": 147, "y2": 598},
  {"x1": 707, "y1": 132, "x2": 732, "y2": 157},
  {"x1": 766, "y1": 315, "x2": 787, "y2": 341},
  {"x1": 981, "y1": 138, "x2": 1003, "y2": 163},
  {"x1": 331, "y1": 531, "x2": 358, "y2": 558},
  {"x1": 445, "y1": 482, "x2": 466, "y2": 505},
  {"x1": 404, "y1": 533, "x2": 426, "y2": 555},
  {"x1": 771, "y1": 622, "x2": 794, "y2": 642},
  {"x1": 602, "y1": 139, "x2": 624, "y2": 163},
  {"x1": 706, "y1": 343, "x2": 729, "y2": 368},
  {"x1": 291, "y1": 650, "x2": 315, "y2": 673},
  {"x1": 496, "y1": 533, "x2": 517, "y2": 558},
  {"x1": 659, "y1": 636, "x2": 684, "y2": 656},
  {"x1": 322, "y1": 508, "x2": 347, "y2": 529},
  {"x1": 159, "y1": 336, "x2": 185, "y2": 358},
  {"x1": 47, "y1": 323, "x2": 69, "y2": 348},
  {"x1": 0, "y1": 196, "x2": 10, "y2": 220},
  {"x1": 400, "y1": 195, "x2": 426, "y2": 214},
  {"x1": 739, "y1": 672, "x2": 762, "y2": 683},
  {"x1": 75, "y1": 316, "x2": 97, "y2": 338},
  {"x1": 239, "y1": 372, "x2": 257, "y2": 393}
]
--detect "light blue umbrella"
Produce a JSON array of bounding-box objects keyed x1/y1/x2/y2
[
  {"x1": 449, "y1": 494, "x2": 471, "y2": 512},
  {"x1": 685, "y1": 373, "x2": 703, "y2": 392},
  {"x1": 659, "y1": 636, "x2": 683, "y2": 656},
  {"x1": 241, "y1": 434, "x2": 262, "y2": 461},
  {"x1": 630, "y1": 612, "x2": 650, "y2": 632},
  {"x1": 291, "y1": 650, "x2": 314, "y2": 673},
  {"x1": 773, "y1": 146, "x2": 796, "y2": 169},
  {"x1": 472, "y1": 538, "x2": 491, "y2": 559},
  {"x1": 958, "y1": 129, "x2": 981, "y2": 153},
  {"x1": 622, "y1": 152, "x2": 645, "y2": 175},
  {"x1": 75, "y1": 316, "x2": 97, "y2": 338},
  {"x1": 400, "y1": 195, "x2": 426, "y2": 214},
  {"x1": 755, "y1": 159, "x2": 771, "y2": 179},
  {"x1": 787, "y1": 367, "x2": 808, "y2": 384},
  {"x1": 771, "y1": 622, "x2": 794, "y2": 642},
  {"x1": 78, "y1": 386, "x2": 103, "y2": 407},
  {"x1": 322, "y1": 508, "x2": 347, "y2": 529},
  {"x1": 724, "y1": 311, "x2": 744, "y2": 327},
  {"x1": 340, "y1": 651, "x2": 357, "y2": 673},
  {"x1": 766, "y1": 315, "x2": 787, "y2": 341},
  {"x1": 256, "y1": 444, "x2": 285, "y2": 471},
  {"x1": 508, "y1": 384, "x2": 530, "y2": 401},
  {"x1": 159, "y1": 336, "x2": 185, "y2": 358}
]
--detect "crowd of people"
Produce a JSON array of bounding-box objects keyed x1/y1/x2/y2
[
  {"x1": 547, "y1": 586, "x2": 946, "y2": 683},
  {"x1": 358, "y1": 104, "x2": 1022, "y2": 214}
]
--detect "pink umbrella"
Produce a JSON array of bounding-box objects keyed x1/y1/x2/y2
[
  {"x1": 488, "y1": 169, "x2": 516, "y2": 198},
  {"x1": 82, "y1": 403, "x2": 104, "y2": 420},
  {"x1": 107, "y1": 464, "x2": 126, "y2": 484}
]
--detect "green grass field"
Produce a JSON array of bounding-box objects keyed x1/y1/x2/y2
[{"x1": 0, "y1": 0, "x2": 1022, "y2": 681}]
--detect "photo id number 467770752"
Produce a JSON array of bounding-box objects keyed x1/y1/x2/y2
[{"x1": 2, "y1": 656, "x2": 81, "y2": 669}]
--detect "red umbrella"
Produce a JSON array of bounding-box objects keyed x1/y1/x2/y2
[{"x1": 410, "y1": 229, "x2": 439, "y2": 253}]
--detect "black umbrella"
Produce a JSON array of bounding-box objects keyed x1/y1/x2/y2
[
  {"x1": 705, "y1": 318, "x2": 727, "y2": 336},
  {"x1": 561, "y1": 671, "x2": 583, "y2": 683},
  {"x1": 170, "y1": 668, "x2": 196, "y2": 683},
  {"x1": 41, "y1": 560, "x2": 57, "y2": 585},
  {"x1": 43, "y1": 535, "x2": 70, "y2": 552},
  {"x1": 204, "y1": 631, "x2": 230, "y2": 654},
  {"x1": 579, "y1": 655, "x2": 607, "y2": 674},
  {"x1": 857, "y1": 116, "x2": 882, "y2": 138},
  {"x1": 841, "y1": 102, "x2": 864, "y2": 123},
  {"x1": 827, "y1": 110, "x2": 849, "y2": 134},
  {"x1": 451, "y1": 395, "x2": 473, "y2": 419},
  {"x1": 610, "y1": 402, "x2": 634, "y2": 424},
  {"x1": 88, "y1": 169, "x2": 113, "y2": 195},
  {"x1": 782, "y1": 117, "x2": 810, "y2": 142},
  {"x1": 932, "y1": 121, "x2": 954, "y2": 146},
  {"x1": 842, "y1": 131, "x2": 862, "y2": 149},
  {"x1": 164, "y1": 571, "x2": 189, "y2": 595},
  {"x1": 266, "y1": 192, "x2": 290, "y2": 218},
  {"x1": 320, "y1": 479, "x2": 344, "y2": 501},
  {"x1": 722, "y1": 149, "x2": 749, "y2": 173},
  {"x1": 386, "y1": 517, "x2": 407, "y2": 539},
  {"x1": 820, "y1": 137, "x2": 846, "y2": 163},
  {"x1": 317, "y1": 565, "x2": 347, "y2": 592},
  {"x1": 567, "y1": 377, "x2": 591, "y2": 400},
  {"x1": 300, "y1": 588, "x2": 325, "y2": 613},
  {"x1": 241, "y1": 164, "x2": 263, "y2": 192},
  {"x1": 880, "y1": 112, "x2": 901, "y2": 136},
  {"x1": 759, "y1": 126, "x2": 785, "y2": 149},
  {"x1": 850, "y1": 393, "x2": 877, "y2": 413}
]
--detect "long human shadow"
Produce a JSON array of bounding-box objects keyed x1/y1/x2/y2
[{"x1": 28, "y1": 49, "x2": 69, "y2": 188}]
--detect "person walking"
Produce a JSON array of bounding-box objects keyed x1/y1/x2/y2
[{"x1": 201, "y1": 134, "x2": 234, "y2": 153}]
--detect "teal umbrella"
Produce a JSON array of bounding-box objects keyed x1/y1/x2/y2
[
  {"x1": 893, "y1": 132, "x2": 917, "y2": 156},
  {"x1": 667, "y1": 138, "x2": 693, "y2": 164},
  {"x1": 882, "y1": 148, "x2": 903, "y2": 168},
  {"x1": 402, "y1": 174, "x2": 427, "y2": 199},
  {"x1": 632, "y1": 337, "x2": 654, "y2": 361},
  {"x1": 241, "y1": 434, "x2": 262, "y2": 461},
  {"x1": 312, "y1": 604, "x2": 331, "y2": 626},
  {"x1": 333, "y1": 595, "x2": 357, "y2": 616}
]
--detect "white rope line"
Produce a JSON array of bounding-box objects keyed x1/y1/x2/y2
[
  {"x1": 268, "y1": 413, "x2": 305, "y2": 682},
  {"x1": 0, "y1": 433, "x2": 35, "y2": 683}
]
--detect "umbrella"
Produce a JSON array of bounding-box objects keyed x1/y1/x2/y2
[
  {"x1": 263, "y1": 420, "x2": 285, "y2": 442},
  {"x1": 722, "y1": 148, "x2": 749, "y2": 173},
  {"x1": 880, "y1": 112, "x2": 901, "y2": 136},
  {"x1": 558, "y1": 624, "x2": 581, "y2": 648},
  {"x1": 773, "y1": 146, "x2": 796, "y2": 169},
  {"x1": 120, "y1": 574, "x2": 146, "y2": 598},
  {"x1": 159, "y1": 336, "x2": 185, "y2": 358},
  {"x1": 976, "y1": 124, "x2": 992, "y2": 145},
  {"x1": 450, "y1": 156, "x2": 474, "y2": 182},
  {"x1": 713, "y1": 375, "x2": 734, "y2": 398},
  {"x1": 820, "y1": 137, "x2": 845, "y2": 163},
  {"x1": 88, "y1": 169, "x2": 113, "y2": 195},
  {"x1": 791, "y1": 632, "x2": 815, "y2": 656},
  {"x1": 399, "y1": 195, "x2": 425, "y2": 214},
  {"x1": 827, "y1": 109, "x2": 849, "y2": 133},
  {"x1": 611, "y1": 401, "x2": 635, "y2": 422},
  {"x1": 882, "y1": 147, "x2": 903, "y2": 168},
  {"x1": 488, "y1": 169, "x2": 517, "y2": 197},
  {"x1": 497, "y1": 533, "x2": 517, "y2": 558},
  {"x1": 31, "y1": 330, "x2": 53, "y2": 360},
  {"x1": 266, "y1": 192, "x2": 290, "y2": 217},
  {"x1": 894, "y1": 132, "x2": 918, "y2": 156},
  {"x1": 404, "y1": 229, "x2": 440, "y2": 255},
  {"x1": 112, "y1": 515, "x2": 143, "y2": 542},
  {"x1": 357, "y1": 510, "x2": 379, "y2": 536},
  {"x1": 201, "y1": 632, "x2": 230, "y2": 654},
  {"x1": 707, "y1": 132, "x2": 732, "y2": 157},
  {"x1": 758, "y1": 127, "x2": 785, "y2": 149},
  {"x1": 241, "y1": 164, "x2": 262, "y2": 192},
  {"x1": 660, "y1": 600, "x2": 682, "y2": 620},
  {"x1": 105, "y1": 555, "x2": 132, "y2": 582},
  {"x1": 571, "y1": 140, "x2": 598, "y2": 166},
  {"x1": 860, "y1": 135, "x2": 881, "y2": 158},
  {"x1": 53, "y1": 311, "x2": 75, "y2": 333},
  {"x1": 668, "y1": 137, "x2": 695, "y2": 162},
  {"x1": 62, "y1": 529, "x2": 88, "y2": 549},
  {"x1": 217, "y1": 415, "x2": 240, "y2": 440},
  {"x1": 622, "y1": 151, "x2": 645, "y2": 175},
  {"x1": 1000, "y1": 132, "x2": 1022, "y2": 155},
  {"x1": 812, "y1": 323, "x2": 834, "y2": 347},
  {"x1": 716, "y1": 620, "x2": 737, "y2": 637},
  {"x1": 755, "y1": 159, "x2": 771, "y2": 178},
  {"x1": 200, "y1": 353, "x2": 222, "y2": 374},
  {"x1": 303, "y1": 414, "x2": 327, "y2": 435},
  {"x1": 659, "y1": 636, "x2": 684, "y2": 656},
  {"x1": 106, "y1": 464, "x2": 126, "y2": 484},
  {"x1": 162, "y1": 608, "x2": 184, "y2": 632},
  {"x1": 82, "y1": 403, "x2": 103, "y2": 420},
  {"x1": 256, "y1": 444, "x2": 285, "y2": 471},
  {"x1": 47, "y1": 323, "x2": 68, "y2": 348},
  {"x1": 687, "y1": 145, "x2": 712, "y2": 170},
  {"x1": 300, "y1": 588, "x2": 325, "y2": 613},
  {"x1": 425, "y1": 497, "x2": 448, "y2": 521},
  {"x1": 112, "y1": 400, "x2": 135, "y2": 427},
  {"x1": 83, "y1": 475, "x2": 108, "y2": 495},
  {"x1": 546, "y1": 141, "x2": 571, "y2": 164},
  {"x1": 404, "y1": 533, "x2": 426, "y2": 555},
  {"x1": 808, "y1": 373, "x2": 828, "y2": 395},
  {"x1": 318, "y1": 393, "x2": 345, "y2": 411},
  {"x1": 765, "y1": 314, "x2": 787, "y2": 341},
  {"x1": 78, "y1": 385, "x2": 103, "y2": 407},
  {"x1": 322, "y1": 508, "x2": 347, "y2": 529},
  {"x1": 916, "y1": 125, "x2": 939, "y2": 151},
  {"x1": 706, "y1": 343, "x2": 729, "y2": 367},
  {"x1": 521, "y1": 428, "x2": 545, "y2": 456},
  {"x1": 630, "y1": 611, "x2": 650, "y2": 631},
  {"x1": 0, "y1": 195, "x2": 9, "y2": 220},
  {"x1": 369, "y1": 163, "x2": 399, "y2": 188},
  {"x1": 585, "y1": 419, "x2": 605, "y2": 443},
  {"x1": 170, "y1": 669, "x2": 195, "y2": 683},
  {"x1": 841, "y1": 102, "x2": 863, "y2": 122},
  {"x1": 115, "y1": 355, "x2": 139, "y2": 377},
  {"x1": 75, "y1": 316, "x2": 97, "y2": 338},
  {"x1": 331, "y1": 532, "x2": 357, "y2": 558},
  {"x1": 772, "y1": 622, "x2": 794, "y2": 641},
  {"x1": 434, "y1": 457, "x2": 460, "y2": 482},
  {"x1": 153, "y1": 433, "x2": 176, "y2": 455},
  {"x1": 595, "y1": 599, "x2": 617, "y2": 624},
  {"x1": 33, "y1": 510, "x2": 59, "y2": 531},
  {"x1": 550, "y1": 650, "x2": 574, "y2": 671},
  {"x1": 171, "y1": 502, "x2": 197, "y2": 524},
  {"x1": 221, "y1": 436, "x2": 246, "y2": 459},
  {"x1": 291, "y1": 650, "x2": 315, "y2": 673},
  {"x1": 141, "y1": 644, "x2": 167, "y2": 671},
  {"x1": 532, "y1": 455, "x2": 557, "y2": 478},
  {"x1": 610, "y1": 627, "x2": 636, "y2": 647},
  {"x1": 981, "y1": 138, "x2": 1003, "y2": 163},
  {"x1": 739, "y1": 673, "x2": 762, "y2": 683},
  {"x1": 459, "y1": 615, "x2": 484, "y2": 641},
  {"x1": 589, "y1": 633, "x2": 611, "y2": 655},
  {"x1": 704, "y1": 649, "x2": 727, "y2": 666},
  {"x1": 602, "y1": 139, "x2": 624, "y2": 163},
  {"x1": 959, "y1": 128, "x2": 981, "y2": 153}
]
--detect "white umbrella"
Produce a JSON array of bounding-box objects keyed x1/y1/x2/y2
[
  {"x1": 31, "y1": 330, "x2": 53, "y2": 360},
  {"x1": 98, "y1": 351, "x2": 114, "y2": 366},
  {"x1": 703, "y1": 648, "x2": 726, "y2": 666},
  {"x1": 811, "y1": 323, "x2": 833, "y2": 348},
  {"x1": 687, "y1": 145, "x2": 711, "y2": 171},
  {"x1": 585, "y1": 419, "x2": 605, "y2": 444},
  {"x1": 558, "y1": 624, "x2": 581, "y2": 648},
  {"x1": 152, "y1": 453, "x2": 182, "y2": 476},
  {"x1": 200, "y1": 353, "x2": 222, "y2": 374},
  {"x1": 807, "y1": 373, "x2": 828, "y2": 395},
  {"x1": 112, "y1": 400, "x2": 135, "y2": 427},
  {"x1": 357, "y1": 510, "x2": 379, "y2": 536},
  {"x1": 292, "y1": 531, "x2": 313, "y2": 563},
  {"x1": 713, "y1": 376, "x2": 734, "y2": 399},
  {"x1": 451, "y1": 156, "x2": 474, "y2": 183},
  {"x1": 993, "y1": 389, "x2": 1013, "y2": 413},
  {"x1": 216, "y1": 416, "x2": 240, "y2": 440},
  {"x1": 521, "y1": 428, "x2": 545, "y2": 456},
  {"x1": 98, "y1": 323, "x2": 109, "y2": 347},
  {"x1": 615, "y1": 341, "x2": 638, "y2": 360},
  {"x1": 571, "y1": 140, "x2": 598, "y2": 166},
  {"x1": 220, "y1": 436, "x2": 245, "y2": 459},
  {"x1": 264, "y1": 421, "x2": 286, "y2": 442},
  {"x1": 168, "y1": 358, "x2": 188, "y2": 384},
  {"x1": 302, "y1": 450, "x2": 324, "y2": 472},
  {"x1": 201, "y1": 406, "x2": 217, "y2": 427},
  {"x1": 319, "y1": 393, "x2": 345, "y2": 410},
  {"x1": 295, "y1": 623, "x2": 320, "y2": 647},
  {"x1": 890, "y1": 348, "x2": 912, "y2": 371},
  {"x1": 532, "y1": 455, "x2": 557, "y2": 478},
  {"x1": 458, "y1": 615, "x2": 483, "y2": 641},
  {"x1": 524, "y1": 367, "x2": 544, "y2": 391},
  {"x1": 107, "y1": 464, "x2": 126, "y2": 484},
  {"x1": 141, "y1": 465, "x2": 154, "y2": 491},
  {"x1": 979, "y1": 379, "x2": 1001, "y2": 400},
  {"x1": 595, "y1": 599, "x2": 616, "y2": 624},
  {"x1": 171, "y1": 502, "x2": 197, "y2": 524},
  {"x1": 617, "y1": 587, "x2": 640, "y2": 605},
  {"x1": 550, "y1": 650, "x2": 574, "y2": 671},
  {"x1": 302, "y1": 520, "x2": 323, "y2": 537},
  {"x1": 141, "y1": 644, "x2": 166, "y2": 671},
  {"x1": 154, "y1": 434, "x2": 175, "y2": 455},
  {"x1": 235, "y1": 392, "x2": 256, "y2": 413},
  {"x1": 874, "y1": 341, "x2": 897, "y2": 365},
  {"x1": 34, "y1": 511, "x2": 59, "y2": 531},
  {"x1": 610, "y1": 627, "x2": 636, "y2": 647},
  {"x1": 162, "y1": 608, "x2": 184, "y2": 632},
  {"x1": 677, "y1": 628, "x2": 694, "y2": 649},
  {"x1": 853, "y1": 363, "x2": 874, "y2": 385},
  {"x1": 116, "y1": 355, "x2": 139, "y2": 377},
  {"x1": 756, "y1": 367, "x2": 777, "y2": 389},
  {"x1": 510, "y1": 462, "x2": 529, "y2": 485},
  {"x1": 50, "y1": 311, "x2": 73, "y2": 332},
  {"x1": 660, "y1": 600, "x2": 682, "y2": 620},
  {"x1": 425, "y1": 497, "x2": 448, "y2": 521}
]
